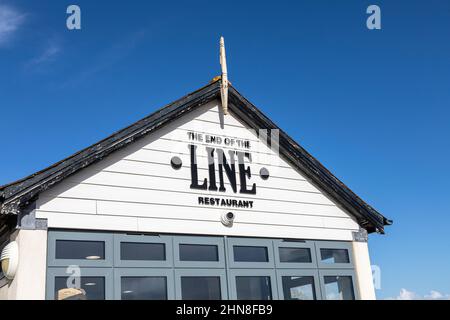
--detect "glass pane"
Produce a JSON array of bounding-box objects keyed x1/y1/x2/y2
[
  {"x1": 282, "y1": 276, "x2": 316, "y2": 300},
  {"x1": 279, "y1": 247, "x2": 312, "y2": 263},
  {"x1": 320, "y1": 248, "x2": 350, "y2": 264},
  {"x1": 55, "y1": 240, "x2": 105, "y2": 260},
  {"x1": 121, "y1": 277, "x2": 167, "y2": 300},
  {"x1": 181, "y1": 276, "x2": 221, "y2": 300},
  {"x1": 235, "y1": 276, "x2": 272, "y2": 300},
  {"x1": 120, "y1": 242, "x2": 165, "y2": 261},
  {"x1": 324, "y1": 276, "x2": 355, "y2": 300},
  {"x1": 54, "y1": 276, "x2": 105, "y2": 300},
  {"x1": 233, "y1": 246, "x2": 268, "y2": 262},
  {"x1": 179, "y1": 244, "x2": 219, "y2": 261}
]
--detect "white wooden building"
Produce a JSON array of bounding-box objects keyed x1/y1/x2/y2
[{"x1": 0, "y1": 79, "x2": 391, "y2": 300}]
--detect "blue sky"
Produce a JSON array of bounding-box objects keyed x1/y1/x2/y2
[{"x1": 1, "y1": 0, "x2": 449, "y2": 299}]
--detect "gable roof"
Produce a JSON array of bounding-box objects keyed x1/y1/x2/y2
[{"x1": 0, "y1": 80, "x2": 392, "y2": 233}]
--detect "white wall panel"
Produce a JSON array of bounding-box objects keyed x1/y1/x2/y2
[{"x1": 37, "y1": 99, "x2": 359, "y2": 241}]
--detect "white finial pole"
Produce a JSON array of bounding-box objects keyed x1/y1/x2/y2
[{"x1": 220, "y1": 36, "x2": 229, "y2": 115}]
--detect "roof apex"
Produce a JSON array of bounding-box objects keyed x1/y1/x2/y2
[{"x1": 0, "y1": 80, "x2": 391, "y2": 233}]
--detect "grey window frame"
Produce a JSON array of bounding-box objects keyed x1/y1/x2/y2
[
  {"x1": 319, "y1": 269, "x2": 359, "y2": 300},
  {"x1": 174, "y1": 236, "x2": 225, "y2": 268},
  {"x1": 114, "y1": 234, "x2": 173, "y2": 268},
  {"x1": 46, "y1": 267, "x2": 113, "y2": 300},
  {"x1": 114, "y1": 268, "x2": 175, "y2": 300},
  {"x1": 175, "y1": 269, "x2": 228, "y2": 300},
  {"x1": 276, "y1": 269, "x2": 321, "y2": 300},
  {"x1": 228, "y1": 269, "x2": 279, "y2": 300},
  {"x1": 48, "y1": 231, "x2": 113, "y2": 267},
  {"x1": 273, "y1": 239, "x2": 317, "y2": 269},
  {"x1": 227, "y1": 237, "x2": 275, "y2": 269},
  {"x1": 315, "y1": 241, "x2": 354, "y2": 269}
]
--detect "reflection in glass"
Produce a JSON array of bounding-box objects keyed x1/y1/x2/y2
[
  {"x1": 324, "y1": 276, "x2": 355, "y2": 300},
  {"x1": 55, "y1": 240, "x2": 105, "y2": 260},
  {"x1": 120, "y1": 242, "x2": 165, "y2": 261},
  {"x1": 181, "y1": 276, "x2": 221, "y2": 300},
  {"x1": 233, "y1": 246, "x2": 268, "y2": 262},
  {"x1": 121, "y1": 277, "x2": 167, "y2": 300},
  {"x1": 54, "y1": 276, "x2": 105, "y2": 300},
  {"x1": 279, "y1": 247, "x2": 312, "y2": 263},
  {"x1": 179, "y1": 244, "x2": 219, "y2": 261},
  {"x1": 282, "y1": 276, "x2": 316, "y2": 300},
  {"x1": 320, "y1": 249, "x2": 350, "y2": 264},
  {"x1": 236, "y1": 276, "x2": 272, "y2": 300}
]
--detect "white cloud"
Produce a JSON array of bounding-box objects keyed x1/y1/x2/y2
[
  {"x1": 0, "y1": 4, "x2": 26, "y2": 46},
  {"x1": 387, "y1": 288, "x2": 450, "y2": 300},
  {"x1": 26, "y1": 42, "x2": 61, "y2": 67}
]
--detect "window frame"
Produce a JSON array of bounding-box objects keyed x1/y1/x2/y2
[
  {"x1": 113, "y1": 234, "x2": 173, "y2": 268},
  {"x1": 114, "y1": 268, "x2": 175, "y2": 300},
  {"x1": 315, "y1": 241, "x2": 354, "y2": 269},
  {"x1": 48, "y1": 231, "x2": 113, "y2": 267},
  {"x1": 46, "y1": 267, "x2": 113, "y2": 300},
  {"x1": 273, "y1": 239, "x2": 317, "y2": 269},
  {"x1": 173, "y1": 236, "x2": 225, "y2": 268},
  {"x1": 318, "y1": 269, "x2": 359, "y2": 300},
  {"x1": 228, "y1": 268, "x2": 279, "y2": 300},
  {"x1": 227, "y1": 237, "x2": 275, "y2": 269},
  {"x1": 175, "y1": 269, "x2": 228, "y2": 300},
  {"x1": 276, "y1": 269, "x2": 321, "y2": 300}
]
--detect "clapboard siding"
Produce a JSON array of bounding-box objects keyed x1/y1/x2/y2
[
  {"x1": 124, "y1": 147, "x2": 302, "y2": 181},
  {"x1": 36, "y1": 211, "x2": 354, "y2": 241},
  {"x1": 36, "y1": 99, "x2": 359, "y2": 241},
  {"x1": 63, "y1": 171, "x2": 332, "y2": 206},
  {"x1": 42, "y1": 183, "x2": 340, "y2": 216}
]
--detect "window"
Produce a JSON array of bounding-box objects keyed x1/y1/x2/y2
[
  {"x1": 47, "y1": 231, "x2": 358, "y2": 300},
  {"x1": 229, "y1": 269, "x2": 278, "y2": 300},
  {"x1": 236, "y1": 276, "x2": 273, "y2": 300},
  {"x1": 114, "y1": 234, "x2": 172, "y2": 267},
  {"x1": 175, "y1": 269, "x2": 227, "y2": 300},
  {"x1": 279, "y1": 247, "x2": 311, "y2": 263},
  {"x1": 48, "y1": 231, "x2": 113, "y2": 267},
  {"x1": 320, "y1": 249, "x2": 349, "y2": 264},
  {"x1": 121, "y1": 277, "x2": 167, "y2": 300},
  {"x1": 234, "y1": 246, "x2": 268, "y2": 262},
  {"x1": 181, "y1": 277, "x2": 222, "y2": 300},
  {"x1": 179, "y1": 244, "x2": 218, "y2": 262},
  {"x1": 55, "y1": 240, "x2": 105, "y2": 260},
  {"x1": 54, "y1": 276, "x2": 105, "y2": 300},
  {"x1": 114, "y1": 269, "x2": 174, "y2": 300},
  {"x1": 323, "y1": 276, "x2": 355, "y2": 300},
  {"x1": 227, "y1": 238, "x2": 274, "y2": 268},
  {"x1": 274, "y1": 240, "x2": 316, "y2": 269},
  {"x1": 46, "y1": 267, "x2": 113, "y2": 300},
  {"x1": 281, "y1": 276, "x2": 316, "y2": 300},
  {"x1": 173, "y1": 236, "x2": 225, "y2": 268},
  {"x1": 120, "y1": 242, "x2": 165, "y2": 261},
  {"x1": 315, "y1": 241, "x2": 353, "y2": 269},
  {"x1": 276, "y1": 269, "x2": 320, "y2": 300}
]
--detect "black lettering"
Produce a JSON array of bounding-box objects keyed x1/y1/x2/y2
[
  {"x1": 217, "y1": 149, "x2": 237, "y2": 193},
  {"x1": 206, "y1": 147, "x2": 218, "y2": 191},
  {"x1": 237, "y1": 151, "x2": 256, "y2": 194},
  {"x1": 189, "y1": 144, "x2": 207, "y2": 190}
]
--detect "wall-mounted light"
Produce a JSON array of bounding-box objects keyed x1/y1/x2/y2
[{"x1": 0, "y1": 241, "x2": 19, "y2": 280}]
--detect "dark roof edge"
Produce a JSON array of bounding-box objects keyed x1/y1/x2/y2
[
  {"x1": 228, "y1": 86, "x2": 391, "y2": 233},
  {"x1": 0, "y1": 81, "x2": 221, "y2": 214},
  {"x1": 0, "y1": 80, "x2": 391, "y2": 233}
]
